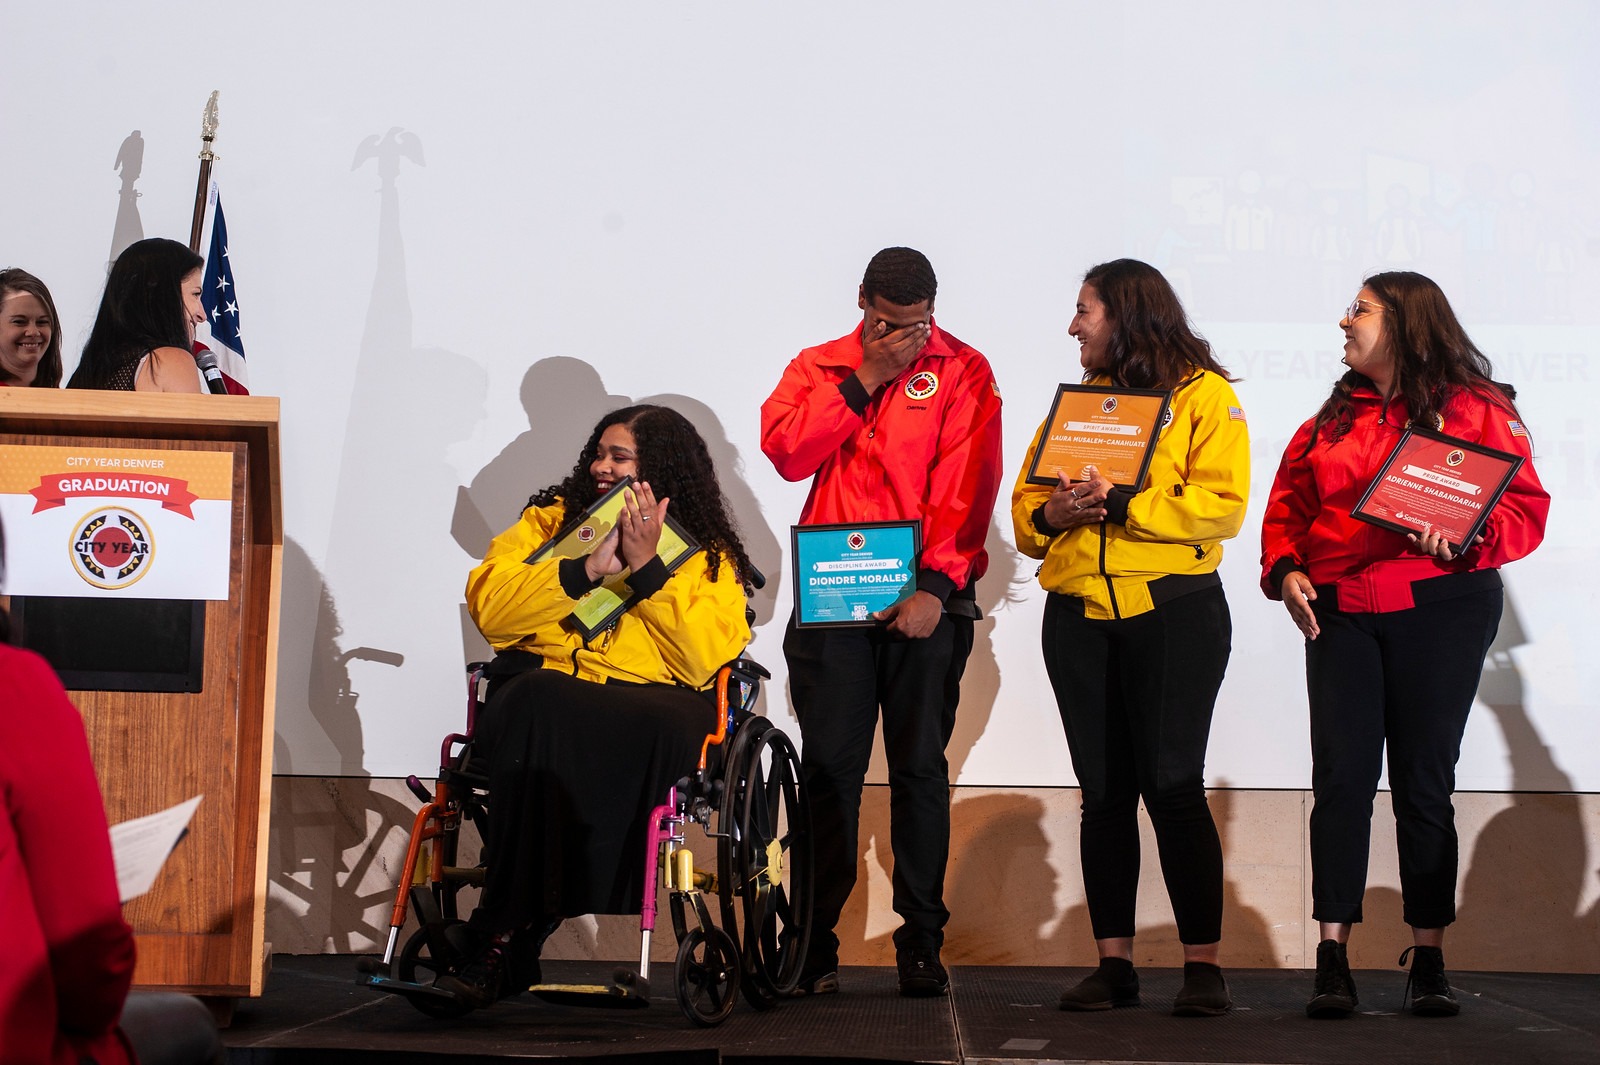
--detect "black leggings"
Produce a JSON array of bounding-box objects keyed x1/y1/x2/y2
[
  {"x1": 1306, "y1": 581, "x2": 1502, "y2": 927},
  {"x1": 1042, "y1": 588, "x2": 1230, "y2": 944}
]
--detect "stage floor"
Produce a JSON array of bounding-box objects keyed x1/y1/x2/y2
[{"x1": 223, "y1": 955, "x2": 1600, "y2": 1065}]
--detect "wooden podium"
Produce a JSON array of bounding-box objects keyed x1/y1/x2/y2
[{"x1": 0, "y1": 388, "x2": 281, "y2": 998}]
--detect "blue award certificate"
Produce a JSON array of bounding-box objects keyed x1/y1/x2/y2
[{"x1": 790, "y1": 520, "x2": 921, "y2": 628}]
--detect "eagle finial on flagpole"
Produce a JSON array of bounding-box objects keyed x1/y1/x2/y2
[
  {"x1": 189, "y1": 91, "x2": 221, "y2": 252},
  {"x1": 200, "y1": 91, "x2": 220, "y2": 159}
]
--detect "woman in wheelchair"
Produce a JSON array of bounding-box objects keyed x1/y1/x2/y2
[{"x1": 447, "y1": 404, "x2": 756, "y2": 1008}]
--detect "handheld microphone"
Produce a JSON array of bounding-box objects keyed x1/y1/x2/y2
[{"x1": 194, "y1": 348, "x2": 229, "y2": 395}]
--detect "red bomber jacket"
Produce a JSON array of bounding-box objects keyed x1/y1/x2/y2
[
  {"x1": 760, "y1": 320, "x2": 1004, "y2": 603},
  {"x1": 1260, "y1": 384, "x2": 1549, "y2": 612}
]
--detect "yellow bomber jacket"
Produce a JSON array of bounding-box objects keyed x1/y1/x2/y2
[
  {"x1": 1011, "y1": 369, "x2": 1250, "y2": 619},
  {"x1": 466, "y1": 502, "x2": 751, "y2": 689}
]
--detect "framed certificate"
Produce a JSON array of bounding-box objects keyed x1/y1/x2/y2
[
  {"x1": 1352, "y1": 428, "x2": 1524, "y2": 554},
  {"x1": 1024, "y1": 384, "x2": 1173, "y2": 489},
  {"x1": 791, "y1": 520, "x2": 920, "y2": 628},
  {"x1": 526, "y1": 476, "x2": 700, "y2": 638}
]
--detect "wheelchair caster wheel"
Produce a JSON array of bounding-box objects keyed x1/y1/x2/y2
[
  {"x1": 674, "y1": 926, "x2": 740, "y2": 1027},
  {"x1": 398, "y1": 922, "x2": 475, "y2": 1018}
]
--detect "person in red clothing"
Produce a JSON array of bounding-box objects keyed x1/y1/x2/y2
[
  {"x1": 1, "y1": 518, "x2": 223, "y2": 1065},
  {"x1": 761, "y1": 247, "x2": 1003, "y2": 997},
  {"x1": 1260, "y1": 271, "x2": 1549, "y2": 1020}
]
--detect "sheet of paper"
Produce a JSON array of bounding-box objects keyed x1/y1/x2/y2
[{"x1": 110, "y1": 794, "x2": 202, "y2": 903}]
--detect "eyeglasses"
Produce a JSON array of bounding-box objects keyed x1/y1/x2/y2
[{"x1": 1345, "y1": 298, "x2": 1386, "y2": 322}]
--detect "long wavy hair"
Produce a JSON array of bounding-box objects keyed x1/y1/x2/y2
[
  {"x1": 0, "y1": 268, "x2": 64, "y2": 388},
  {"x1": 1303, "y1": 270, "x2": 1517, "y2": 454},
  {"x1": 68, "y1": 237, "x2": 202, "y2": 389},
  {"x1": 528, "y1": 405, "x2": 753, "y2": 583},
  {"x1": 1081, "y1": 258, "x2": 1233, "y2": 390}
]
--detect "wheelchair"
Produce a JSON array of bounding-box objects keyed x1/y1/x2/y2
[{"x1": 359, "y1": 653, "x2": 813, "y2": 1027}]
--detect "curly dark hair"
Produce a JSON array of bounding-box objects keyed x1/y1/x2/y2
[
  {"x1": 1302, "y1": 270, "x2": 1519, "y2": 456},
  {"x1": 1081, "y1": 258, "x2": 1234, "y2": 389},
  {"x1": 68, "y1": 237, "x2": 203, "y2": 389},
  {"x1": 527, "y1": 405, "x2": 753, "y2": 583},
  {"x1": 862, "y1": 247, "x2": 937, "y2": 307}
]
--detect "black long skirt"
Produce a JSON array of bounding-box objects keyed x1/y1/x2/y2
[{"x1": 471, "y1": 665, "x2": 714, "y2": 931}]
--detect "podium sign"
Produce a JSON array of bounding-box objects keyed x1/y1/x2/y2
[{"x1": 0, "y1": 444, "x2": 234, "y2": 599}]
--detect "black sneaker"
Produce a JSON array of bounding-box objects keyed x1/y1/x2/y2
[
  {"x1": 790, "y1": 948, "x2": 840, "y2": 997},
  {"x1": 897, "y1": 946, "x2": 949, "y2": 997},
  {"x1": 1058, "y1": 957, "x2": 1140, "y2": 1010},
  {"x1": 1306, "y1": 939, "x2": 1358, "y2": 1018},
  {"x1": 1400, "y1": 945, "x2": 1459, "y2": 1017},
  {"x1": 437, "y1": 942, "x2": 507, "y2": 1010},
  {"x1": 1173, "y1": 961, "x2": 1231, "y2": 1017}
]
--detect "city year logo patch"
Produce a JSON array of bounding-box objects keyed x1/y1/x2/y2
[
  {"x1": 71, "y1": 506, "x2": 154, "y2": 589},
  {"x1": 847, "y1": 531, "x2": 866, "y2": 551},
  {"x1": 905, "y1": 371, "x2": 939, "y2": 400}
]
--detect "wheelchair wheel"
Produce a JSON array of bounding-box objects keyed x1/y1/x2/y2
[
  {"x1": 718, "y1": 718, "x2": 813, "y2": 1007},
  {"x1": 674, "y1": 926, "x2": 740, "y2": 1027},
  {"x1": 396, "y1": 922, "x2": 474, "y2": 1018}
]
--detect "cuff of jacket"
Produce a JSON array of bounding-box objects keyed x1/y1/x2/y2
[
  {"x1": 559, "y1": 556, "x2": 601, "y2": 599},
  {"x1": 629, "y1": 556, "x2": 672, "y2": 599},
  {"x1": 1103, "y1": 487, "x2": 1133, "y2": 526},
  {"x1": 917, "y1": 568, "x2": 957, "y2": 604},
  {"x1": 1032, "y1": 503, "x2": 1065, "y2": 537},
  {"x1": 1265, "y1": 556, "x2": 1307, "y2": 600},
  {"x1": 839, "y1": 374, "x2": 872, "y2": 415}
]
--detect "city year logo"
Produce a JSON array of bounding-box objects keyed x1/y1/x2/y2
[
  {"x1": 847, "y1": 531, "x2": 866, "y2": 551},
  {"x1": 577, "y1": 525, "x2": 597, "y2": 543},
  {"x1": 1162, "y1": 408, "x2": 1174, "y2": 427},
  {"x1": 71, "y1": 506, "x2": 154, "y2": 589},
  {"x1": 905, "y1": 371, "x2": 939, "y2": 400},
  {"x1": 1446, "y1": 449, "x2": 1466, "y2": 467},
  {"x1": 1101, "y1": 396, "x2": 1118, "y2": 414}
]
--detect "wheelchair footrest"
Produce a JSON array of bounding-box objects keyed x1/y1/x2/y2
[
  {"x1": 359, "y1": 971, "x2": 469, "y2": 1008},
  {"x1": 528, "y1": 969, "x2": 651, "y2": 1009}
]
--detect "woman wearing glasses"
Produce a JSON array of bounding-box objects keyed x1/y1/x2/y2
[{"x1": 1260, "y1": 272, "x2": 1548, "y2": 1018}]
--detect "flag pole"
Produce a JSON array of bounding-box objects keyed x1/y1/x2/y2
[{"x1": 188, "y1": 91, "x2": 221, "y2": 253}]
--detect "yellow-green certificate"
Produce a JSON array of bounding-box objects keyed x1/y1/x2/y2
[{"x1": 526, "y1": 476, "x2": 700, "y2": 638}]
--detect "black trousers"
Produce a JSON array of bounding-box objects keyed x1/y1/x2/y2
[
  {"x1": 1042, "y1": 587, "x2": 1229, "y2": 945},
  {"x1": 783, "y1": 612, "x2": 974, "y2": 960},
  {"x1": 1306, "y1": 580, "x2": 1502, "y2": 927}
]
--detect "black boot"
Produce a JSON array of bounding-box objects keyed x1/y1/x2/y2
[
  {"x1": 1058, "y1": 956, "x2": 1140, "y2": 1011},
  {"x1": 1306, "y1": 939, "x2": 1358, "y2": 1018},
  {"x1": 1400, "y1": 945, "x2": 1459, "y2": 1017},
  {"x1": 1173, "y1": 961, "x2": 1231, "y2": 1017}
]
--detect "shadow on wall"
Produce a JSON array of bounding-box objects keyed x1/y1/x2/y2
[
  {"x1": 638, "y1": 392, "x2": 783, "y2": 628},
  {"x1": 452, "y1": 358, "x2": 629, "y2": 561},
  {"x1": 268, "y1": 537, "x2": 422, "y2": 951},
  {"x1": 109, "y1": 130, "x2": 145, "y2": 267},
  {"x1": 946, "y1": 517, "x2": 1032, "y2": 783},
  {"x1": 931, "y1": 784, "x2": 1274, "y2": 968},
  {"x1": 318, "y1": 127, "x2": 488, "y2": 755}
]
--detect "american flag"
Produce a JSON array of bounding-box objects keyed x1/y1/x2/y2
[{"x1": 198, "y1": 186, "x2": 250, "y2": 394}]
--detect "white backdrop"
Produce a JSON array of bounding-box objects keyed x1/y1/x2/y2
[{"x1": 4, "y1": 2, "x2": 1596, "y2": 791}]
